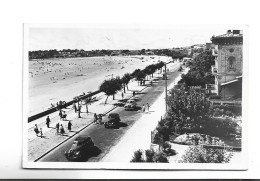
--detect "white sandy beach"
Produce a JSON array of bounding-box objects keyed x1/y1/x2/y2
[{"x1": 29, "y1": 55, "x2": 172, "y2": 116}]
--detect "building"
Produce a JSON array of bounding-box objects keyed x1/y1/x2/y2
[{"x1": 210, "y1": 30, "x2": 243, "y2": 100}]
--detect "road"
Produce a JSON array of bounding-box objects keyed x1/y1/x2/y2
[{"x1": 38, "y1": 63, "x2": 181, "y2": 162}]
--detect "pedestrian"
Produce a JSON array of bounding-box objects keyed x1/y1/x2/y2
[
  {"x1": 68, "y1": 121, "x2": 72, "y2": 132},
  {"x1": 93, "y1": 113, "x2": 97, "y2": 124},
  {"x1": 46, "y1": 116, "x2": 51, "y2": 128},
  {"x1": 34, "y1": 124, "x2": 39, "y2": 136},
  {"x1": 121, "y1": 92, "x2": 124, "y2": 99},
  {"x1": 146, "y1": 103, "x2": 150, "y2": 112},
  {"x1": 78, "y1": 104, "x2": 81, "y2": 118},
  {"x1": 98, "y1": 114, "x2": 102, "y2": 124},
  {"x1": 142, "y1": 104, "x2": 145, "y2": 112},
  {"x1": 56, "y1": 122, "x2": 60, "y2": 135},
  {"x1": 60, "y1": 124, "x2": 65, "y2": 136},
  {"x1": 133, "y1": 91, "x2": 135, "y2": 97},
  {"x1": 59, "y1": 109, "x2": 63, "y2": 120},
  {"x1": 40, "y1": 128, "x2": 43, "y2": 138},
  {"x1": 73, "y1": 102, "x2": 77, "y2": 113}
]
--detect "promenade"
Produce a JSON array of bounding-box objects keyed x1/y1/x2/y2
[{"x1": 27, "y1": 62, "x2": 179, "y2": 162}]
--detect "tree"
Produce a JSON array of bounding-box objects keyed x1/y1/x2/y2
[
  {"x1": 163, "y1": 88, "x2": 212, "y2": 136},
  {"x1": 181, "y1": 146, "x2": 233, "y2": 163},
  {"x1": 178, "y1": 49, "x2": 215, "y2": 87},
  {"x1": 99, "y1": 78, "x2": 122, "y2": 104},
  {"x1": 121, "y1": 73, "x2": 131, "y2": 93},
  {"x1": 135, "y1": 70, "x2": 146, "y2": 85}
]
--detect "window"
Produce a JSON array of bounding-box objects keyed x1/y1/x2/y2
[{"x1": 227, "y1": 56, "x2": 236, "y2": 71}]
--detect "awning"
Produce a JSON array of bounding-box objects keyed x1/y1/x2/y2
[{"x1": 221, "y1": 79, "x2": 239, "y2": 86}]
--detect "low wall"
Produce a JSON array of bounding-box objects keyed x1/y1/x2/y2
[{"x1": 28, "y1": 90, "x2": 101, "y2": 123}]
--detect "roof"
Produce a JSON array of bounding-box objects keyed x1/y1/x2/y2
[{"x1": 211, "y1": 30, "x2": 243, "y2": 45}]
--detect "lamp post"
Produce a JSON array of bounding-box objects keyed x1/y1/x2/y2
[{"x1": 164, "y1": 64, "x2": 167, "y2": 113}]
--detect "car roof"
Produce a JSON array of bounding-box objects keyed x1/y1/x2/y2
[
  {"x1": 109, "y1": 113, "x2": 119, "y2": 116},
  {"x1": 75, "y1": 135, "x2": 91, "y2": 142}
]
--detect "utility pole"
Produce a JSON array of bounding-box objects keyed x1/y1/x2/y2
[{"x1": 164, "y1": 64, "x2": 167, "y2": 113}]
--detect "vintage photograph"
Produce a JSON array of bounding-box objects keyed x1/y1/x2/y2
[{"x1": 23, "y1": 24, "x2": 247, "y2": 169}]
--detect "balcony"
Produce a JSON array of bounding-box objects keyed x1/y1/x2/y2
[
  {"x1": 211, "y1": 65, "x2": 218, "y2": 75},
  {"x1": 212, "y1": 49, "x2": 218, "y2": 56}
]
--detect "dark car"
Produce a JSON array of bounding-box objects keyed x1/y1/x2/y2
[
  {"x1": 65, "y1": 135, "x2": 94, "y2": 161},
  {"x1": 104, "y1": 113, "x2": 121, "y2": 128}
]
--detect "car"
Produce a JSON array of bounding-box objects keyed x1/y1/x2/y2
[
  {"x1": 65, "y1": 135, "x2": 94, "y2": 161},
  {"x1": 124, "y1": 99, "x2": 137, "y2": 110},
  {"x1": 104, "y1": 113, "x2": 121, "y2": 128}
]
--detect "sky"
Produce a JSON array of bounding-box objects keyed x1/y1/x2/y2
[{"x1": 28, "y1": 25, "x2": 241, "y2": 51}]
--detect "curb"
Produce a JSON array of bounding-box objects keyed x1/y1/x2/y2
[{"x1": 33, "y1": 83, "x2": 150, "y2": 162}]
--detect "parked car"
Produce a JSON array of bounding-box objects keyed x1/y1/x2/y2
[
  {"x1": 65, "y1": 135, "x2": 94, "y2": 161},
  {"x1": 124, "y1": 99, "x2": 137, "y2": 110},
  {"x1": 104, "y1": 113, "x2": 121, "y2": 128}
]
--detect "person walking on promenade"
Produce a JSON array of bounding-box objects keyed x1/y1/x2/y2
[
  {"x1": 40, "y1": 128, "x2": 43, "y2": 138},
  {"x1": 46, "y1": 116, "x2": 51, "y2": 128},
  {"x1": 60, "y1": 124, "x2": 65, "y2": 136},
  {"x1": 142, "y1": 104, "x2": 145, "y2": 112},
  {"x1": 93, "y1": 113, "x2": 98, "y2": 124},
  {"x1": 73, "y1": 103, "x2": 77, "y2": 113},
  {"x1": 78, "y1": 104, "x2": 81, "y2": 118},
  {"x1": 56, "y1": 122, "x2": 60, "y2": 135},
  {"x1": 34, "y1": 124, "x2": 39, "y2": 136},
  {"x1": 121, "y1": 92, "x2": 124, "y2": 100},
  {"x1": 98, "y1": 114, "x2": 103, "y2": 124},
  {"x1": 133, "y1": 91, "x2": 135, "y2": 97},
  {"x1": 59, "y1": 109, "x2": 63, "y2": 120},
  {"x1": 146, "y1": 103, "x2": 150, "y2": 112},
  {"x1": 68, "y1": 121, "x2": 72, "y2": 132}
]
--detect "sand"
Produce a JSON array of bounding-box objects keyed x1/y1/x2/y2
[{"x1": 29, "y1": 55, "x2": 172, "y2": 116}]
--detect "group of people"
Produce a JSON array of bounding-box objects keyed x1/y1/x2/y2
[
  {"x1": 142, "y1": 103, "x2": 150, "y2": 112},
  {"x1": 55, "y1": 121, "x2": 72, "y2": 136},
  {"x1": 93, "y1": 113, "x2": 103, "y2": 124}
]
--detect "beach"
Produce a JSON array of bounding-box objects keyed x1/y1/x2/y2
[{"x1": 29, "y1": 55, "x2": 172, "y2": 116}]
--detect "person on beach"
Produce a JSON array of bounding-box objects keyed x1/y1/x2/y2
[
  {"x1": 46, "y1": 116, "x2": 51, "y2": 128},
  {"x1": 133, "y1": 91, "x2": 135, "y2": 97},
  {"x1": 68, "y1": 121, "x2": 72, "y2": 132},
  {"x1": 34, "y1": 124, "x2": 39, "y2": 136},
  {"x1": 56, "y1": 123, "x2": 60, "y2": 135},
  {"x1": 121, "y1": 92, "x2": 124, "y2": 99},
  {"x1": 147, "y1": 103, "x2": 150, "y2": 112},
  {"x1": 142, "y1": 104, "x2": 146, "y2": 112},
  {"x1": 60, "y1": 124, "x2": 65, "y2": 136}
]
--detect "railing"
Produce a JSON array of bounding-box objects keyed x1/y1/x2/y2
[{"x1": 28, "y1": 90, "x2": 101, "y2": 123}]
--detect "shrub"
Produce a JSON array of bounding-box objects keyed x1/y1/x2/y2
[
  {"x1": 130, "y1": 149, "x2": 144, "y2": 162},
  {"x1": 180, "y1": 146, "x2": 233, "y2": 163},
  {"x1": 145, "y1": 149, "x2": 155, "y2": 162}
]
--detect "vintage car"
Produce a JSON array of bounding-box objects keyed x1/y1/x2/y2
[
  {"x1": 104, "y1": 113, "x2": 121, "y2": 128},
  {"x1": 65, "y1": 135, "x2": 94, "y2": 161},
  {"x1": 124, "y1": 99, "x2": 137, "y2": 111}
]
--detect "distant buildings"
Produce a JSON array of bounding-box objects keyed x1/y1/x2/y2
[{"x1": 210, "y1": 30, "x2": 243, "y2": 100}]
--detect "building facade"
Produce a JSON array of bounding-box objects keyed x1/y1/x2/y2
[{"x1": 211, "y1": 30, "x2": 243, "y2": 99}]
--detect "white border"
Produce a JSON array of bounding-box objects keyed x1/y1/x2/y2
[{"x1": 23, "y1": 23, "x2": 248, "y2": 170}]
